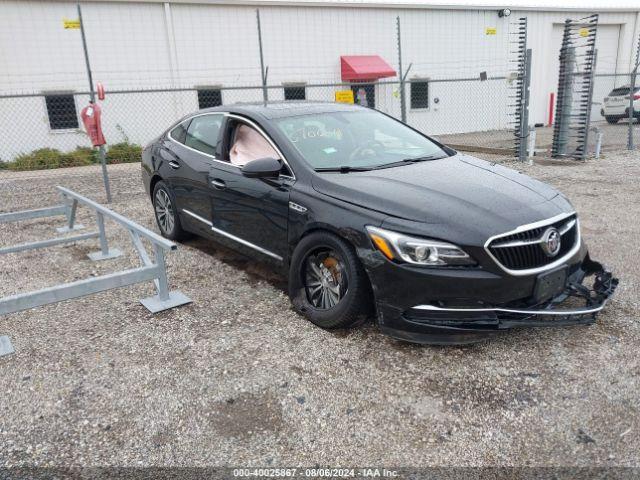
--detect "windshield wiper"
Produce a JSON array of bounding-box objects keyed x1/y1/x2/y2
[
  {"x1": 314, "y1": 166, "x2": 373, "y2": 173},
  {"x1": 372, "y1": 154, "x2": 446, "y2": 170}
]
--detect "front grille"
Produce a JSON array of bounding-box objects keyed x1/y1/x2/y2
[{"x1": 487, "y1": 214, "x2": 578, "y2": 271}]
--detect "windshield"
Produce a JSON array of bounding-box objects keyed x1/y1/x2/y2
[{"x1": 274, "y1": 110, "x2": 449, "y2": 170}]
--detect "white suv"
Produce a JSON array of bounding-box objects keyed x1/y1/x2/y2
[{"x1": 601, "y1": 85, "x2": 640, "y2": 124}]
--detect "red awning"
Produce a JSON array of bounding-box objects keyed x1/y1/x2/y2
[{"x1": 340, "y1": 55, "x2": 397, "y2": 81}]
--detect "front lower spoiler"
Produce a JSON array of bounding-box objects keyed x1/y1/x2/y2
[{"x1": 385, "y1": 256, "x2": 618, "y2": 345}]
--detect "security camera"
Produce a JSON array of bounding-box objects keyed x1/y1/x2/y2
[{"x1": 498, "y1": 8, "x2": 512, "y2": 17}]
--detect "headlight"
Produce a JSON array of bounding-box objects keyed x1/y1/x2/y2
[{"x1": 366, "y1": 226, "x2": 476, "y2": 266}]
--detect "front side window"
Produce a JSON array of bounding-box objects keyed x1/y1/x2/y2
[
  {"x1": 229, "y1": 123, "x2": 280, "y2": 167},
  {"x1": 275, "y1": 110, "x2": 447, "y2": 170},
  {"x1": 45, "y1": 94, "x2": 78, "y2": 130},
  {"x1": 184, "y1": 115, "x2": 223, "y2": 156}
]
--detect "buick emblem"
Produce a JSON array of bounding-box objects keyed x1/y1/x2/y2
[{"x1": 541, "y1": 227, "x2": 561, "y2": 257}]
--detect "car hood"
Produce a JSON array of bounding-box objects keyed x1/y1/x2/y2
[{"x1": 311, "y1": 154, "x2": 570, "y2": 240}]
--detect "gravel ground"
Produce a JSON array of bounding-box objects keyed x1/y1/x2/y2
[{"x1": 0, "y1": 150, "x2": 639, "y2": 469}]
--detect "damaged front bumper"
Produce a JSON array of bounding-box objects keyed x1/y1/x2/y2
[{"x1": 380, "y1": 256, "x2": 619, "y2": 345}]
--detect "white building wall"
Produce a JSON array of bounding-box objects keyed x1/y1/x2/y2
[{"x1": 0, "y1": 0, "x2": 638, "y2": 160}]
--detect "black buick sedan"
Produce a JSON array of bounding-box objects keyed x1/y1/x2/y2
[{"x1": 141, "y1": 102, "x2": 617, "y2": 344}]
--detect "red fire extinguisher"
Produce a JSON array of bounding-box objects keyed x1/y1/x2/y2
[{"x1": 80, "y1": 101, "x2": 106, "y2": 147}]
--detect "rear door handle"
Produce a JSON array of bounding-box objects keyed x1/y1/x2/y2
[
  {"x1": 168, "y1": 160, "x2": 180, "y2": 169},
  {"x1": 211, "y1": 178, "x2": 226, "y2": 190}
]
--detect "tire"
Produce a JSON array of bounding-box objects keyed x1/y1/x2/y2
[
  {"x1": 605, "y1": 116, "x2": 619, "y2": 125},
  {"x1": 152, "y1": 181, "x2": 188, "y2": 241},
  {"x1": 288, "y1": 231, "x2": 373, "y2": 329}
]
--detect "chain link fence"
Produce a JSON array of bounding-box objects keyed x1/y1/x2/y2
[
  {"x1": 1, "y1": 0, "x2": 638, "y2": 209},
  {"x1": 588, "y1": 73, "x2": 640, "y2": 153},
  {"x1": 0, "y1": 76, "x2": 516, "y2": 165}
]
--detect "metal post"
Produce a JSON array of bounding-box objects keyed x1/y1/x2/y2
[
  {"x1": 557, "y1": 46, "x2": 576, "y2": 157},
  {"x1": 582, "y1": 48, "x2": 597, "y2": 161},
  {"x1": 527, "y1": 125, "x2": 536, "y2": 161},
  {"x1": 628, "y1": 37, "x2": 639, "y2": 150},
  {"x1": 519, "y1": 49, "x2": 532, "y2": 162},
  {"x1": 98, "y1": 145, "x2": 112, "y2": 203},
  {"x1": 396, "y1": 16, "x2": 407, "y2": 123},
  {"x1": 0, "y1": 336, "x2": 14, "y2": 358},
  {"x1": 153, "y1": 244, "x2": 170, "y2": 302},
  {"x1": 628, "y1": 71, "x2": 637, "y2": 150},
  {"x1": 77, "y1": 2, "x2": 112, "y2": 203},
  {"x1": 56, "y1": 197, "x2": 84, "y2": 233},
  {"x1": 256, "y1": 9, "x2": 268, "y2": 105},
  {"x1": 67, "y1": 199, "x2": 77, "y2": 230},
  {"x1": 77, "y1": 3, "x2": 95, "y2": 104},
  {"x1": 88, "y1": 211, "x2": 122, "y2": 261}
]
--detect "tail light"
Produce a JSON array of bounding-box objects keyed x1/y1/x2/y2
[{"x1": 634, "y1": 94, "x2": 640, "y2": 100}]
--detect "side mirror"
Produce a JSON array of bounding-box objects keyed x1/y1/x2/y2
[{"x1": 241, "y1": 157, "x2": 282, "y2": 178}]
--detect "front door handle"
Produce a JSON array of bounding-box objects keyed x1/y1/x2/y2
[
  {"x1": 168, "y1": 160, "x2": 180, "y2": 169},
  {"x1": 211, "y1": 178, "x2": 226, "y2": 190}
]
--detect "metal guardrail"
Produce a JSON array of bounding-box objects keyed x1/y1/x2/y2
[{"x1": 0, "y1": 186, "x2": 191, "y2": 356}]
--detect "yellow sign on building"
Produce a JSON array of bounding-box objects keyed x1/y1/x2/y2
[
  {"x1": 63, "y1": 18, "x2": 81, "y2": 29},
  {"x1": 335, "y1": 90, "x2": 354, "y2": 104},
  {"x1": 579, "y1": 28, "x2": 590, "y2": 37},
  {"x1": 485, "y1": 27, "x2": 497, "y2": 35}
]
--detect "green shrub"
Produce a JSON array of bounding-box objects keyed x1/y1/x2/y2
[
  {"x1": 8, "y1": 148, "x2": 65, "y2": 171},
  {"x1": 5, "y1": 143, "x2": 142, "y2": 171},
  {"x1": 61, "y1": 146, "x2": 97, "y2": 167},
  {"x1": 105, "y1": 142, "x2": 142, "y2": 164}
]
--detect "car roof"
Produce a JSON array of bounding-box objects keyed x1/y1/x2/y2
[{"x1": 200, "y1": 101, "x2": 367, "y2": 120}]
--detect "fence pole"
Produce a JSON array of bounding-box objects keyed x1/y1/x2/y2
[
  {"x1": 628, "y1": 36, "x2": 640, "y2": 150},
  {"x1": 77, "y1": 2, "x2": 112, "y2": 203},
  {"x1": 256, "y1": 9, "x2": 268, "y2": 105},
  {"x1": 396, "y1": 16, "x2": 407, "y2": 123}
]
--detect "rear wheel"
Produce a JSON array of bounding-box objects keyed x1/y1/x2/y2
[
  {"x1": 288, "y1": 231, "x2": 372, "y2": 329},
  {"x1": 152, "y1": 181, "x2": 188, "y2": 241}
]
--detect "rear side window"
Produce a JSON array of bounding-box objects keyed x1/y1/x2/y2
[
  {"x1": 169, "y1": 121, "x2": 189, "y2": 144},
  {"x1": 184, "y1": 114, "x2": 224, "y2": 156}
]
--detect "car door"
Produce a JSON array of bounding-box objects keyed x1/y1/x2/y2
[
  {"x1": 207, "y1": 117, "x2": 294, "y2": 262},
  {"x1": 163, "y1": 113, "x2": 224, "y2": 234}
]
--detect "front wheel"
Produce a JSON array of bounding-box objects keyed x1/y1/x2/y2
[
  {"x1": 152, "y1": 181, "x2": 188, "y2": 241},
  {"x1": 605, "y1": 116, "x2": 619, "y2": 124},
  {"x1": 288, "y1": 231, "x2": 373, "y2": 329}
]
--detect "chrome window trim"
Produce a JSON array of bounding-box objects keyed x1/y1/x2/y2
[
  {"x1": 167, "y1": 111, "x2": 296, "y2": 181},
  {"x1": 181, "y1": 209, "x2": 283, "y2": 262},
  {"x1": 483, "y1": 212, "x2": 581, "y2": 277}
]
